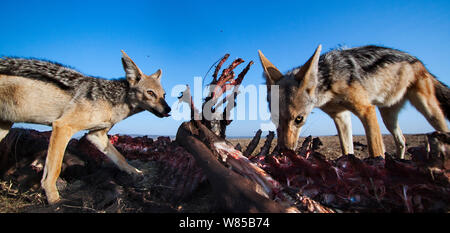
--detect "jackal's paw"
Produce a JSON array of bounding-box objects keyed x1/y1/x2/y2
[
  {"x1": 132, "y1": 168, "x2": 144, "y2": 176},
  {"x1": 41, "y1": 181, "x2": 61, "y2": 205},
  {"x1": 127, "y1": 167, "x2": 144, "y2": 183},
  {"x1": 44, "y1": 189, "x2": 61, "y2": 205},
  {"x1": 126, "y1": 166, "x2": 144, "y2": 176}
]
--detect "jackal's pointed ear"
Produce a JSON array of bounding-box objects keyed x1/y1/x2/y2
[
  {"x1": 149, "y1": 69, "x2": 162, "y2": 80},
  {"x1": 296, "y1": 45, "x2": 322, "y2": 95},
  {"x1": 258, "y1": 50, "x2": 283, "y2": 85},
  {"x1": 121, "y1": 50, "x2": 144, "y2": 86}
]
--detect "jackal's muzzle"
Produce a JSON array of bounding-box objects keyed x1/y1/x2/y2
[
  {"x1": 276, "y1": 125, "x2": 301, "y2": 151},
  {"x1": 152, "y1": 98, "x2": 171, "y2": 118}
]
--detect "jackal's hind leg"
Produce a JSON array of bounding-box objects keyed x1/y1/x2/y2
[
  {"x1": 380, "y1": 100, "x2": 407, "y2": 159},
  {"x1": 330, "y1": 111, "x2": 354, "y2": 155},
  {"x1": 0, "y1": 121, "x2": 12, "y2": 142},
  {"x1": 86, "y1": 129, "x2": 142, "y2": 175},
  {"x1": 0, "y1": 121, "x2": 13, "y2": 171},
  {"x1": 41, "y1": 121, "x2": 78, "y2": 205}
]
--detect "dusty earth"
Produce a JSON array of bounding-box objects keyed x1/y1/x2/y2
[
  {"x1": 0, "y1": 131, "x2": 430, "y2": 213},
  {"x1": 229, "y1": 134, "x2": 428, "y2": 161}
]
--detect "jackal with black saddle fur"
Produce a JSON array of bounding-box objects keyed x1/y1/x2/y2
[
  {"x1": 259, "y1": 45, "x2": 449, "y2": 159},
  {"x1": 0, "y1": 51, "x2": 171, "y2": 204}
]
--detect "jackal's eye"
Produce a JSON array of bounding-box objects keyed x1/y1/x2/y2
[
  {"x1": 147, "y1": 90, "x2": 156, "y2": 98},
  {"x1": 294, "y1": 115, "x2": 304, "y2": 125}
]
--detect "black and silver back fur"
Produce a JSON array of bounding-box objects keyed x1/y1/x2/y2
[
  {"x1": 0, "y1": 57, "x2": 129, "y2": 104},
  {"x1": 314, "y1": 45, "x2": 420, "y2": 91}
]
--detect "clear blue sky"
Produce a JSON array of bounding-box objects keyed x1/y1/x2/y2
[{"x1": 1, "y1": 0, "x2": 449, "y2": 137}]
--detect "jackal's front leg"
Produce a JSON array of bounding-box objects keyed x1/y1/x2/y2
[
  {"x1": 86, "y1": 129, "x2": 142, "y2": 175},
  {"x1": 331, "y1": 111, "x2": 354, "y2": 155},
  {"x1": 41, "y1": 121, "x2": 77, "y2": 204},
  {"x1": 355, "y1": 105, "x2": 385, "y2": 158}
]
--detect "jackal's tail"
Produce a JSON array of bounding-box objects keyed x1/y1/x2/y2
[{"x1": 433, "y1": 78, "x2": 450, "y2": 119}]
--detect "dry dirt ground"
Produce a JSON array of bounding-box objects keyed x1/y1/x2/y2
[
  {"x1": 0, "y1": 133, "x2": 427, "y2": 213},
  {"x1": 229, "y1": 134, "x2": 427, "y2": 160}
]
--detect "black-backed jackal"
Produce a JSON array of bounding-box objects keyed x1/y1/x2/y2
[
  {"x1": 0, "y1": 51, "x2": 171, "y2": 204},
  {"x1": 259, "y1": 45, "x2": 449, "y2": 158}
]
